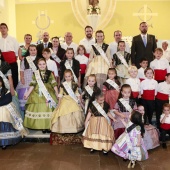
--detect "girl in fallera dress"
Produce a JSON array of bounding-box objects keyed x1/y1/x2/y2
[
  {"x1": 51, "y1": 69, "x2": 84, "y2": 133},
  {"x1": 83, "y1": 93, "x2": 116, "y2": 154},
  {"x1": 85, "y1": 30, "x2": 112, "y2": 89},
  {"x1": 0, "y1": 77, "x2": 27, "y2": 149},
  {"x1": 24, "y1": 58, "x2": 58, "y2": 133},
  {"x1": 103, "y1": 68, "x2": 120, "y2": 110},
  {"x1": 16, "y1": 45, "x2": 40, "y2": 115},
  {"x1": 138, "y1": 105, "x2": 160, "y2": 150},
  {"x1": 81, "y1": 74, "x2": 101, "y2": 115},
  {"x1": 113, "y1": 84, "x2": 137, "y2": 139},
  {"x1": 112, "y1": 111, "x2": 148, "y2": 168}
]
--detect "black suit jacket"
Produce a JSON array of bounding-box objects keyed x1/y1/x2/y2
[
  {"x1": 60, "y1": 58, "x2": 80, "y2": 81},
  {"x1": 131, "y1": 34, "x2": 157, "y2": 68},
  {"x1": 36, "y1": 42, "x2": 53, "y2": 58}
]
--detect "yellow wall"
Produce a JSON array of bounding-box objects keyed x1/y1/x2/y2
[{"x1": 16, "y1": 1, "x2": 170, "y2": 43}]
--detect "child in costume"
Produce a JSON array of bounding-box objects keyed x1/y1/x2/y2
[
  {"x1": 140, "y1": 68, "x2": 158, "y2": 124},
  {"x1": 75, "y1": 45, "x2": 88, "y2": 87},
  {"x1": 85, "y1": 30, "x2": 112, "y2": 89},
  {"x1": 126, "y1": 66, "x2": 141, "y2": 104},
  {"x1": 16, "y1": 45, "x2": 40, "y2": 113},
  {"x1": 113, "y1": 84, "x2": 137, "y2": 139},
  {"x1": 103, "y1": 68, "x2": 120, "y2": 110},
  {"x1": 81, "y1": 74, "x2": 101, "y2": 115},
  {"x1": 24, "y1": 58, "x2": 58, "y2": 133},
  {"x1": 137, "y1": 58, "x2": 148, "y2": 82},
  {"x1": 83, "y1": 93, "x2": 116, "y2": 154},
  {"x1": 51, "y1": 69, "x2": 84, "y2": 133},
  {"x1": 112, "y1": 111, "x2": 148, "y2": 168},
  {"x1": 0, "y1": 77, "x2": 27, "y2": 149},
  {"x1": 113, "y1": 41, "x2": 131, "y2": 85},
  {"x1": 138, "y1": 105, "x2": 160, "y2": 150},
  {"x1": 160, "y1": 103, "x2": 170, "y2": 149}
]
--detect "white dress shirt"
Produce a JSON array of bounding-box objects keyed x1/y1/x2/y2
[
  {"x1": 160, "y1": 114, "x2": 170, "y2": 124},
  {"x1": 140, "y1": 78, "x2": 158, "y2": 95},
  {"x1": 46, "y1": 59, "x2": 58, "y2": 77},
  {"x1": 157, "y1": 81, "x2": 170, "y2": 95},
  {"x1": 79, "y1": 37, "x2": 95, "y2": 54},
  {"x1": 126, "y1": 77, "x2": 140, "y2": 92},
  {"x1": 61, "y1": 42, "x2": 78, "y2": 55},
  {"x1": 75, "y1": 54, "x2": 88, "y2": 65},
  {"x1": 150, "y1": 57, "x2": 170, "y2": 71},
  {"x1": 0, "y1": 35, "x2": 19, "y2": 56},
  {"x1": 141, "y1": 34, "x2": 147, "y2": 45},
  {"x1": 162, "y1": 48, "x2": 170, "y2": 62},
  {"x1": 109, "y1": 41, "x2": 130, "y2": 57},
  {"x1": 137, "y1": 67, "x2": 146, "y2": 80}
]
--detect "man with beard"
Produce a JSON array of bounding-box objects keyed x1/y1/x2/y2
[
  {"x1": 61, "y1": 32, "x2": 78, "y2": 56},
  {"x1": 131, "y1": 22, "x2": 157, "y2": 68},
  {"x1": 109, "y1": 30, "x2": 130, "y2": 57},
  {"x1": 36, "y1": 32, "x2": 52, "y2": 58},
  {"x1": 79, "y1": 26, "x2": 95, "y2": 57}
]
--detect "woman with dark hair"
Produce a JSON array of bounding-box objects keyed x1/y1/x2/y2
[
  {"x1": 112, "y1": 111, "x2": 148, "y2": 168},
  {"x1": 0, "y1": 76, "x2": 27, "y2": 149}
]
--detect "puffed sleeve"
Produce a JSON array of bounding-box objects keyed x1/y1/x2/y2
[
  {"x1": 20, "y1": 60, "x2": 25, "y2": 71},
  {"x1": 49, "y1": 73, "x2": 57, "y2": 88},
  {"x1": 29, "y1": 74, "x2": 37, "y2": 87},
  {"x1": 106, "y1": 46, "x2": 112, "y2": 62},
  {"x1": 58, "y1": 87, "x2": 64, "y2": 98}
]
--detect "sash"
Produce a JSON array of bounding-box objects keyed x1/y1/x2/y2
[
  {"x1": 94, "y1": 44, "x2": 110, "y2": 66},
  {"x1": 92, "y1": 101, "x2": 111, "y2": 125},
  {"x1": 5, "y1": 103, "x2": 28, "y2": 137},
  {"x1": 116, "y1": 52, "x2": 129, "y2": 68},
  {"x1": 49, "y1": 48, "x2": 61, "y2": 64},
  {"x1": 0, "y1": 71, "x2": 10, "y2": 89},
  {"x1": 26, "y1": 56, "x2": 37, "y2": 72},
  {"x1": 34, "y1": 70, "x2": 57, "y2": 108},
  {"x1": 119, "y1": 98, "x2": 133, "y2": 113},
  {"x1": 65, "y1": 61, "x2": 78, "y2": 83},
  {"x1": 63, "y1": 81, "x2": 78, "y2": 103},
  {"x1": 106, "y1": 79, "x2": 119, "y2": 92},
  {"x1": 85, "y1": 85, "x2": 93, "y2": 96}
]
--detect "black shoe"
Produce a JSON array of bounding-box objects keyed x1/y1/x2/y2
[
  {"x1": 162, "y1": 143, "x2": 167, "y2": 149},
  {"x1": 46, "y1": 129, "x2": 51, "y2": 133},
  {"x1": 2, "y1": 146, "x2": 6, "y2": 150},
  {"x1": 90, "y1": 149, "x2": 95, "y2": 153},
  {"x1": 123, "y1": 158, "x2": 128, "y2": 162},
  {"x1": 42, "y1": 130, "x2": 46, "y2": 134},
  {"x1": 103, "y1": 150, "x2": 108, "y2": 155}
]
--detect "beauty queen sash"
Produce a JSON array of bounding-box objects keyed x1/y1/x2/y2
[
  {"x1": 94, "y1": 44, "x2": 110, "y2": 66},
  {"x1": 119, "y1": 98, "x2": 133, "y2": 113},
  {"x1": 5, "y1": 103, "x2": 28, "y2": 137},
  {"x1": 26, "y1": 56, "x2": 37, "y2": 72},
  {"x1": 116, "y1": 52, "x2": 129, "y2": 68},
  {"x1": 0, "y1": 71, "x2": 10, "y2": 89},
  {"x1": 34, "y1": 70, "x2": 57, "y2": 108},
  {"x1": 64, "y1": 60, "x2": 78, "y2": 83},
  {"x1": 92, "y1": 100, "x2": 111, "y2": 125},
  {"x1": 49, "y1": 48, "x2": 61, "y2": 64},
  {"x1": 85, "y1": 85, "x2": 93, "y2": 96},
  {"x1": 106, "y1": 79, "x2": 119, "y2": 92},
  {"x1": 63, "y1": 81, "x2": 78, "y2": 103}
]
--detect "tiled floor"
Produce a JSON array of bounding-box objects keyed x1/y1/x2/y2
[{"x1": 0, "y1": 142, "x2": 169, "y2": 170}]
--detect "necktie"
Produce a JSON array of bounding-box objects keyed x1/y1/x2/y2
[
  {"x1": 143, "y1": 36, "x2": 147, "y2": 47},
  {"x1": 44, "y1": 43, "x2": 47, "y2": 48}
]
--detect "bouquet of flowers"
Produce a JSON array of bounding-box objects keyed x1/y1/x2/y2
[{"x1": 87, "y1": 5, "x2": 101, "y2": 15}]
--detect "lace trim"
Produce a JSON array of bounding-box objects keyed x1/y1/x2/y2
[
  {"x1": 25, "y1": 111, "x2": 52, "y2": 119},
  {"x1": 0, "y1": 131, "x2": 21, "y2": 139}
]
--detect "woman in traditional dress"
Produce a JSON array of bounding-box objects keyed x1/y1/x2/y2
[
  {"x1": 83, "y1": 93, "x2": 115, "y2": 154},
  {"x1": 24, "y1": 58, "x2": 58, "y2": 133},
  {"x1": 0, "y1": 77, "x2": 27, "y2": 149},
  {"x1": 51, "y1": 69, "x2": 84, "y2": 133},
  {"x1": 85, "y1": 30, "x2": 112, "y2": 89},
  {"x1": 111, "y1": 111, "x2": 148, "y2": 168},
  {"x1": 16, "y1": 45, "x2": 40, "y2": 116}
]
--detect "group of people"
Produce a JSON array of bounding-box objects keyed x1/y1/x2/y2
[{"x1": 0, "y1": 21, "x2": 170, "y2": 168}]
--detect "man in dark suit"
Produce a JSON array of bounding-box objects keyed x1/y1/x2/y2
[
  {"x1": 131, "y1": 22, "x2": 157, "y2": 68},
  {"x1": 36, "y1": 32, "x2": 52, "y2": 58}
]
